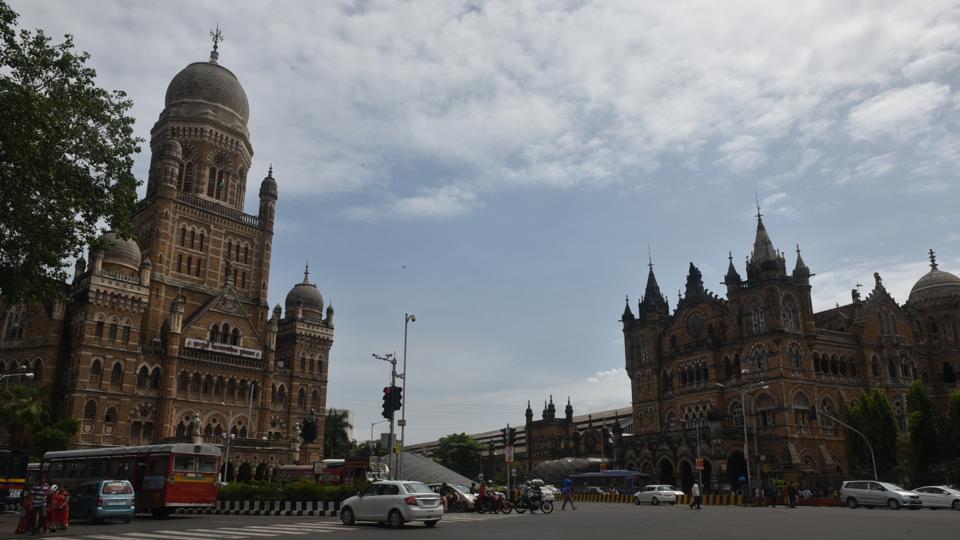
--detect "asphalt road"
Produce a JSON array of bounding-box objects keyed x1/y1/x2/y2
[{"x1": 0, "y1": 502, "x2": 957, "y2": 540}]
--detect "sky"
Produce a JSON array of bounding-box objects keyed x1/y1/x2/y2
[{"x1": 11, "y1": 0, "x2": 960, "y2": 444}]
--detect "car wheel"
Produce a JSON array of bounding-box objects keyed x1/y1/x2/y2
[
  {"x1": 634, "y1": 497, "x2": 641, "y2": 506},
  {"x1": 846, "y1": 497, "x2": 858, "y2": 509},
  {"x1": 425, "y1": 520, "x2": 438, "y2": 528},
  {"x1": 340, "y1": 507, "x2": 355, "y2": 526},
  {"x1": 652, "y1": 497, "x2": 659, "y2": 506},
  {"x1": 123, "y1": 517, "x2": 133, "y2": 524},
  {"x1": 953, "y1": 500, "x2": 960, "y2": 511},
  {"x1": 887, "y1": 499, "x2": 900, "y2": 510},
  {"x1": 388, "y1": 509, "x2": 405, "y2": 528}
]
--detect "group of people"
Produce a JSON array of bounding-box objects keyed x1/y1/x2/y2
[
  {"x1": 15, "y1": 477, "x2": 71, "y2": 535},
  {"x1": 767, "y1": 482, "x2": 802, "y2": 508}
]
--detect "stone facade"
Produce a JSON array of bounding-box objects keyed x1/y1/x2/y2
[
  {"x1": 0, "y1": 46, "x2": 334, "y2": 480},
  {"x1": 619, "y1": 212, "x2": 960, "y2": 493}
]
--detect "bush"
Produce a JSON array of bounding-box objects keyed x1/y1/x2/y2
[{"x1": 218, "y1": 481, "x2": 356, "y2": 502}]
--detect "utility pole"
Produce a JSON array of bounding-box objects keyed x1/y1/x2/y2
[
  {"x1": 399, "y1": 313, "x2": 416, "y2": 479},
  {"x1": 374, "y1": 352, "x2": 397, "y2": 478}
]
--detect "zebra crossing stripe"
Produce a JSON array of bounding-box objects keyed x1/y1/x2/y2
[
  {"x1": 235, "y1": 527, "x2": 309, "y2": 534},
  {"x1": 118, "y1": 533, "x2": 225, "y2": 540},
  {"x1": 156, "y1": 530, "x2": 249, "y2": 539},
  {"x1": 198, "y1": 528, "x2": 279, "y2": 537}
]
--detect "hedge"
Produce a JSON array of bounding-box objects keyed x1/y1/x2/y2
[{"x1": 218, "y1": 481, "x2": 357, "y2": 502}]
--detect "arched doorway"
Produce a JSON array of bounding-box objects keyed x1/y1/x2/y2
[
  {"x1": 680, "y1": 460, "x2": 694, "y2": 493},
  {"x1": 640, "y1": 461, "x2": 654, "y2": 480},
  {"x1": 658, "y1": 459, "x2": 675, "y2": 485},
  {"x1": 237, "y1": 462, "x2": 252, "y2": 482},
  {"x1": 702, "y1": 460, "x2": 713, "y2": 493},
  {"x1": 255, "y1": 462, "x2": 268, "y2": 481},
  {"x1": 727, "y1": 451, "x2": 748, "y2": 493},
  {"x1": 220, "y1": 462, "x2": 235, "y2": 482}
]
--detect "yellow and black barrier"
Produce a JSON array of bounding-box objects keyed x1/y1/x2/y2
[{"x1": 572, "y1": 493, "x2": 744, "y2": 505}]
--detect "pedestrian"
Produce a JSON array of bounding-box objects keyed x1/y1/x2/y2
[
  {"x1": 689, "y1": 481, "x2": 702, "y2": 510},
  {"x1": 768, "y1": 482, "x2": 777, "y2": 508},
  {"x1": 31, "y1": 476, "x2": 51, "y2": 534},
  {"x1": 56, "y1": 487, "x2": 70, "y2": 532},
  {"x1": 14, "y1": 484, "x2": 32, "y2": 534},
  {"x1": 561, "y1": 478, "x2": 576, "y2": 511}
]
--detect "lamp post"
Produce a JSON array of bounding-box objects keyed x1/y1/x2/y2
[
  {"x1": 374, "y1": 352, "x2": 398, "y2": 478},
  {"x1": 399, "y1": 313, "x2": 416, "y2": 480},
  {"x1": 680, "y1": 417, "x2": 702, "y2": 487},
  {"x1": 0, "y1": 372, "x2": 34, "y2": 383},
  {"x1": 370, "y1": 419, "x2": 389, "y2": 452},
  {"x1": 812, "y1": 407, "x2": 877, "y2": 481},
  {"x1": 246, "y1": 382, "x2": 257, "y2": 438},
  {"x1": 716, "y1": 379, "x2": 768, "y2": 501},
  {"x1": 221, "y1": 432, "x2": 236, "y2": 482}
]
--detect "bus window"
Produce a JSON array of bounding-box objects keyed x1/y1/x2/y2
[
  {"x1": 147, "y1": 455, "x2": 167, "y2": 475},
  {"x1": 196, "y1": 457, "x2": 217, "y2": 473},
  {"x1": 173, "y1": 455, "x2": 196, "y2": 472},
  {"x1": 0, "y1": 452, "x2": 10, "y2": 475},
  {"x1": 51, "y1": 462, "x2": 63, "y2": 476}
]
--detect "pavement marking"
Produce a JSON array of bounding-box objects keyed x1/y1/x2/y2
[
  {"x1": 156, "y1": 530, "x2": 249, "y2": 539},
  {"x1": 198, "y1": 528, "x2": 280, "y2": 537},
  {"x1": 232, "y1": 526, "x2": 309, "y2": 534},
  {"x1": 118, "y1": 533, "x2": 229, "y2": 540}
]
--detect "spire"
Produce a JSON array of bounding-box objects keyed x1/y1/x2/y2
[
  {"x1": 747, "y1": 197, "x2": 786, "y2": 279},
  {"x1": 622, "y1": 294, "x2": 635, "y2": 321},
  {"x1": 638, "y1": 251, "x2": 668, "y2": 316},
  {"x1": 685, "y1": 262, "x2": 704, "y2": 294},
  {"x1": 303, "y1": 262, "x2": 311, "y2": 283},
  {"x1": 929, "y1": 248, "x2": 939, "y2": 270},
  {"x1": 209, "y1": 23, "x2": 223, "y2": 64},
  {"x1": 793, "y1": 244, "x2": 810, "y2": 277},
  {"x1": 268, "y1": 163, "x2": 274, "y2": 178},
  {"x1": 725, "y1": 251, "x2": 742, "y2": 284}
]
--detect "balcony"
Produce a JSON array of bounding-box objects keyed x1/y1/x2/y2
[
  {"x1": 180, "y1": 347, "x2": 265, "y2": 370},
  {"x1": 177, "y1": 192, "x2": 261, "y2": 228}
]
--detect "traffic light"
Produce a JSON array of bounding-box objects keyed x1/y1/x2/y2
[
  {"x1": 508, "y1": 427, "x2": 516, "y2": 446},
  {"x1": 500, "y1": 427, "x2": 508, "y2": 446},
  {"x1": 382, "y1": 386, "x2": 393, "y2": 419},
  {"x1": 392, "y1": 386, "x2": 403, "y2": 411}
]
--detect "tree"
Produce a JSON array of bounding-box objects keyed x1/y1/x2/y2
[
  {"x1": 437, "y1": 433, "x2": 483, "y2": 479},
  {"x1": 944, "y1": 390, "x2": 960, "y2": 482},
  {"x1": 34, "y1": 417, "x2": 80, "y2": 457},
  {"x1": 0, "y1": 384, "x2": 49, "y2": 447},
  {"x1": 844, "y1": 389, "x2": 899, "y2": 480},
  {"x1": 0, "y1": 0, "x2": 141, "y2": 303},
  {"x1": 323, "y1": 409, "x2": 353, "y2": 459},
  {"x1": 906, "y1": 381, "x2": 941, "y2": 479}
]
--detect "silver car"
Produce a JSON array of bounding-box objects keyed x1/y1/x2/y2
[
  {"x1": 633, "y1": 484, "x2": 679, "y2": 505},
  {"x1": 340, "y1": 480, "x2": 444, "y2": 527},
  {"x1": 840, "y1": 480, "x2": 922, "y2": 510},
  {"x1": 913, "y1": 485, "x2": 960, "y2": 510}
]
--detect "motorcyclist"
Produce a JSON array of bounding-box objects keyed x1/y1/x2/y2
[{"x1": 521, "y1": 481, "x2": 535, "y2": 513}]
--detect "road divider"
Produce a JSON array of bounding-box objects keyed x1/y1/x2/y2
[{"x1": 175, "y1": 500, "x2": 342, "y2": 516}]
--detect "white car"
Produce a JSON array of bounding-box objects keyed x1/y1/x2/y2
[
  {"x1": 633, "y1": 484, "x2": 679, "y2": 505},
  {"x1": 340, "y1": 480, "x2": 444, "y2": 528},
  {"x1": 913, "y1": 486, "x2": 960, "y2": 510}
]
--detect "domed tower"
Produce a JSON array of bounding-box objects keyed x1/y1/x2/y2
[{"x1": 906, "y1": 250, "x2": 960, "y2": 397}]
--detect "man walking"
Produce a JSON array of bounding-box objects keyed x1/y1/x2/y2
[
  {"x1": 689, "y1": 481, "x2": 702, "y2": 510},
  {"x1": 31, "y1": 476, "x2": 50, "y2": 534},
  {"x1": 561, "y1": 478, "x2": 576, "y2": 511}
]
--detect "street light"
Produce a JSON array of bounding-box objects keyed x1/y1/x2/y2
[
  {"x1": 246, "y1": 382, "x2": 258, "y2": 438},
  {"x1": 716, "y1": 379, "x2": 768, "y2": 500},
  {"x1": 811, "y1": 406, "x2": 877, "y2": 481},
  {"x1": 221, "y1": 432, "x2": 236, "y2": 483},
  {"x1": 374, "y1": 352, "x2": 398, "y2": 478},
  {"x1": 370, "y1": 419, "x2": 389, "y2": 451},
  {"x1": 0, "y1": 372, "x2": 34, "y2": 383},
  {"x1": 680, "y1": 417, "x2": 702, "y2": 487},
  {"x1": 399, "y1": 313, "x2": 416, "y2": 479}
]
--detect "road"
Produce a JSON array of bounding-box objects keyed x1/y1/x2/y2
[{"x1": 0, "y1": 502, "x2": 957, "y2": 540}]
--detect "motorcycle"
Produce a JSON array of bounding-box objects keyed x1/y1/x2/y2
[
  {"x1": 476, "y1": 490, "x2": 513, "y2": 514},
  {"x1": 514, "y1": 489, "x2": 554, "y2": 514}
]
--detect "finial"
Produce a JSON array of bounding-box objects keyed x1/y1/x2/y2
[
  {"x1": 303, "y1": 262, "x2": 310, "y2": 282},
  {"x1": 647, "y1": 244, "x2": 654, "y2": 272},
  {"x1": 755, "y1": 191, "x2": 763, "y2": 221},
  {"x1": 929, "y1": 248, "x2": 938, "y2": 270},
  {"x1": 209, "y1": 23, "x2": 223, "y2": 63},
  {"x1": 728, "y1": 251, "x2": 733, "y2": 263},
  {"x1": 625, "y1": 294, "x2": 629, "y2": 304},
  {"x1": 268, "y1": 163, "x2": 273, "y2": 177},
  {"x1": 796, "y1": 244, "x2": 801, "y2": 256}
]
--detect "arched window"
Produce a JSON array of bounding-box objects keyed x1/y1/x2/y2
[
  {"x1": 243, "y1": 245, "x2": 249, "y2": 263},
  {"x1": 729, "y1": 402, "x2": 743, "y2": 427},
  {"x1": 750, "y1": 300, "x2": 766, "y2": 334},
  {"x1": 931, "y1": 318, "x2": 941, "y2": 351},
  {"x1": 894, "y1": 401, "x2": 907, "y2": 431},
  {"x1": 108, "y1": 321, "x2": 118, "y2": 340},
  {"x1": 122, "y1": 323, "x2": 131, "y2": 343},
  {"x1": 756, "y1": 395, "x2": 776, "y2": 427},
  {"x1": 888, "y1": 358, "x2": 898, "y2": 379},
  {"x1": 203, "y1": 375, "x2": 213, "y2": 396},
  {"x1": 819, "y1": 398, "x2": 836, "y2": 428},
  {"x1": 300, "y1": 354, "x2": 306, "y2": 372},
  {"x1": 180, "y1": 227, "x2": 186, "y2": 246},
  {"x1": 220, "y1": 323, "x2": 231, "y2": 344},
  {"x1": 871, "y1": 356, "x2": 881, "y2": 378},
  {"x1": 235, "y1": 243, "x2": 240, "y2": 261},
  {"x1": 751, "y1": 347, "x2": 768, "y2": 372},
  {"x1": 215, "y1": 377, "x2": 224, "y2": 398},
  {"x1": 312, "y1": 388, "x2": 320, "y2": 409},
  {"x1": 215, "y1": 170, "x2": 225, "y2": 200},
  {"x1": 199, "y1": 230, "x2": 205, "y2": 251},
  {"x1": 813, "y1": 353, "x2": 821, "y2": 373},
  {"x1": 104, "y1": 407, "x2": 117, "y2": 424},
  {"x1": 90, "y1": 359, "x2": 102, "y2": 382},
  {"x1": 110, "y1": 362, "x2": 123, "y2": 385},
  {"x1": 231, "y1": 327, "x2": 241, "y2": 346},
  {"x1": 95, "y1": 317, "x2": 104, "y2": 338},
  {"x1": 789, "y1": 346, "x2": 802, "y2": 370},
  {"x1": 830, "y1": 355, "x2": 839, "y2": 374},
  {"x1": 207, "y1": 167, "x2": 216, "y2": 197},
  {"x1": 277, "y1": 385, "x2": 287, "y2": 405},
  {"x1": 177, "y1": 371, "x2": 189, "y2": 396},
  {"x1": 239, "y1": 380, "x2": 249, "y2": 402},
  {"x1": 227, "y1": 378, "x2": 237, "y2": 401},
  {"x1": 189, "y1": 229, "x2": 195, "y2": 249},
  {"x1": 210, "y1": 324, "x2": 220, "y2": 343},
  {"x1": 150, "y1": 367, "x2": 162, "y2": 390},
  {"x1": 176, "y1": 422, "x2": 186, "y2": 437},
  {"x1": 666, "y1": 411, "x2": 677, "y2": 431},
  {"x1": 191, "y1": 373, "x2": 201, "y2": 394},
  {"x1": 782, "y1": 297, "x2": 800, "y2": 331},
  {"x1": 943, "y1": 362, "x2": 956, "y2": 384},
  {"x1": 793, "y1": 393, "x2": 810, "y2": 426},
  {"x1": 945, "y1": 317, "x2": 956, "y2": 349},
  {"x1": 83, "y1": 400, "x2": 97, "y2": 420},
  {"x1": 183, "y1": 162, "x2": 194, "y2": 192},
  {"x1": 136, "y1": 366, "x2": 148, "y2": 389},
  {"x1": 298, "y1": 388, "x2": 307, "y2": 408}
]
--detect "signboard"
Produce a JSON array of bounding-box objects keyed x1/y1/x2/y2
[
  {"x1": 184, "y1": 338, "x2": 262, "y2": 360},
  {"x1": 696, "y1": 458, "x2": 704, "y2": 471},
  {"x1": 505, "y1": 445, "x2": 515, "y2": 463}
]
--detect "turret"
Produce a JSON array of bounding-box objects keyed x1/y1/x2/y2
[
  {"x1": 547, "y1": 395, "x2": 556, "y2": 421},
  {"x1": 73, "y1": 256, "x2": 86, "y2": 283},
  {"x1": 724, "y1": 251, "x2": 741, "y2": 294},
  {"x1": 746, "y1": 203, "x2": 787, "y2": 281},
  {"x1": 169, "y1": 294, "x2": 185, "y2": 334},
  {"x1": 259, "y1": 165, "x2": 278, "y2": 229},
  {"x1": 792, "y1": 245, "x2": 810, "y2": 284},
  {"x1": 140, "y1": 257, "x2": 152, "y2": 286},
  {"x1": 565, "y1": 397, "x2": 573, "y2": 422},
  {"x1": 685, "y1": 262, "x2": 704, "y2": 296},
  {"x1": 638, "y1": 259, "x2": 669, "y2": 318},
  {"x1": 325, "y1": 303, "x2": 335, "y2": 328},
  {"x1": 525, "y1": 400, "x2": 533, "y2": 425},
  {"x1": 621, "y1": 295, "x2": 634, "y2": 322},
  {"x1": 156, "y1": 139, "x2": 183, "y2": 195}
]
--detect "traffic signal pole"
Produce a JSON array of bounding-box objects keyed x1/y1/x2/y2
[{"x1": 374, "y1": 353, "x2": 398, "y2": 479}]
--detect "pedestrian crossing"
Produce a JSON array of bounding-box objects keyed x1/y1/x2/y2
[{"x1": 4, "y1": 513, "x2": 518, "y2": 540}]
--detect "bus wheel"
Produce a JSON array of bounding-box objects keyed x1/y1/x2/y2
[{"x1": 151, "y1": 508, "x2": 173, "y2": 519}]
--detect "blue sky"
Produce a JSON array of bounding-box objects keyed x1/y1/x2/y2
[{"x1": 13, "y1": 0, "x2": 960, "y2": 443}]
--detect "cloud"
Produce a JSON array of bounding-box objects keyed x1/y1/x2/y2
[
  {"x1": 848, "y1": 83, "x2": 951, "y2": 141},
  {"x1": 344, "y1": 185, "x2": 481, "y2": 221},
  {"x1": 585, "y1": 368, "x2": 625, "y2": 383}
]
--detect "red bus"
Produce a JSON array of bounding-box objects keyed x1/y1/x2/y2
[
  {"x1": 41, "y1": 443, "x2": 221, "y2": 517},
  {"x1": 316, "y1": 458, "x2": 386, "y2": 485}
]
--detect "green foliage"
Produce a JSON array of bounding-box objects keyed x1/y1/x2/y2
[
  {"x1": 323, "y1": 409, "x2": 353, "y2": 458},
  {"x1": 33, "y1": 417, "x2": 80, "y2": 457},
  {"x1": 946, "y1": 390, "x2": 960, "y2": 460},
  {"x1": 437, "y1": 432, "x2": 482, "y2": 478},
  {"x1": 218, "y1": 480, "x2": 355, "y2": 502},
  {"x1": 0, "y1": 0, "x2": 141, "y2": 303},
  {"x1": 843, "y1": 389, "x2": 899, "y2": 480},
  {"x1": 906, "y1": 381, "x2": 941, "y2": 478},
  {"x1": 0, "y1": 383, "x2": 49, "y2": 447}
]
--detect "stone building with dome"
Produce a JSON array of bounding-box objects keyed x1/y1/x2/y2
[
  {"x1": 616, "y1": 211, "x2": 960, "y2": 493},
  {"x1": 0, "y1": 43, "x2": 334, "y2": 480}
]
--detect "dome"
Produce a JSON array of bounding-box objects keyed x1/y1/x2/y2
[
  {"x1": 908, "y1": 251, "x2": 960, "y2": 305},
  {"x1": 97, "y1": 231, "x2": 141, "y2": 272},
  {"x1": 163, "y1": 57, "x2": 249, "y2": 133},
  {"x1": 285, "y1": 265, "x2": 324, "y2": 317}
]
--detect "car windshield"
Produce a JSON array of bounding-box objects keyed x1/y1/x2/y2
[
  {"x1": 404, "y1": 482, "x2": 434, "y2": 494},
  {"x1": 668, "y1": 486, "x2": 681, "y2": 491},
  {"x1": 884, "y1": 483, "x2": 905, "y2": 491}
]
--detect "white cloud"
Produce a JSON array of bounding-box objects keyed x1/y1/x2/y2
[
  {"x1": 848, "y1": 83, "x2": 951, "y2": 141},
  {"x1": 344, "y1": 185, "x2": 480, "y2": 221},
  {"x1": 585, "y1": 368, "x2": 624, "y2": 383}
]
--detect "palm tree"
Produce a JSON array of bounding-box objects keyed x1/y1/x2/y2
[
  {"x1": 0, "y1": 384, "x2": 49, "y2": 447},
  {"x1": 323, "y1": 409, "x2": 353, "y2": 458}
]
